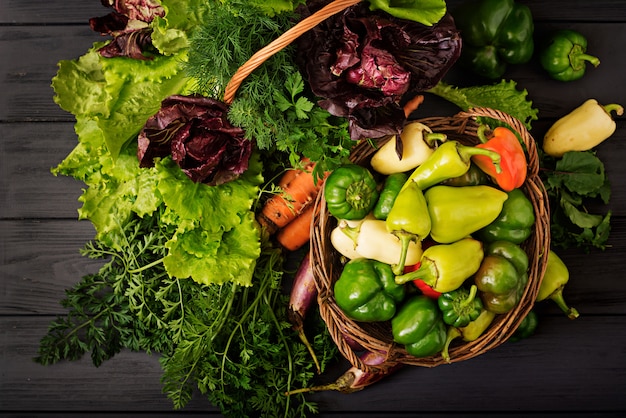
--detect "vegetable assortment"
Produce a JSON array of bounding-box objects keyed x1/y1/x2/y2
[
  {"x1": 326, "y1": 120, "x2": 550, "y2": 361},
  {"x1": 36, "y1": 0, "x2": 623, "y2": 415}
]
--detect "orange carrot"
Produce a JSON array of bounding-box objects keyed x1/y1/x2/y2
[
  {"x1": 403, "y1": 94, "x2": 424, "y2": 118},
  {"x1": 276, "y1": 204, "x2": 316, "y2": 251},
  {"x1": 257, "y1": 161, "x2": 326, "y2": 234}
]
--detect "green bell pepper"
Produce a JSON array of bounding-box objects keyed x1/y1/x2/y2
[
  {"x1": 391, "y1": 295, "x2": 447, "y2": 358},
  {"x1": 476, "y1": 188, "x2": 536, "y2": 244},
  {"x1": 438, "y1": 284, "x2": 483, "y2": 328},
  {"x1": 424, "y1": 185, "x2": 509, "y2": 244},
  {"x1": 324, "y1": 164, "x2": 379, "y2": 220},
  {"x1": 454, "y1": 0, "x2": 534, "y2": 79},
  {"x1": 537, "y1": 250, "x2": 579, "y2": 319},
  {"x1": 540, "y1": 29, "x2": 600, "y2": 82},
  {"x1": 334, "y1": 258, "x2": 406, "y2": 322},
  {"x1": 441, "y1": 309, "x2": 496, "y2": 362},
  {"x1": 509, "y1": 309, "x2": 538, "y2": 342},
  {"x1": 386, "y1": 181, "x2": 432, "y2": 275},
  {"x1": 395, "y1": 237, "x2": 484, "y2": 293},
  {"x1": 474, "y1": 240, "x2": 529, "y2": 314},
  {"x1": 373, "y1": 172, "x2": 408, "y2": 220}
]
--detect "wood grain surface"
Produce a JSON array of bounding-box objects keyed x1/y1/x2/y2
[{"x1": 1, "y1": 1, "x2": 625, "y2": 417}]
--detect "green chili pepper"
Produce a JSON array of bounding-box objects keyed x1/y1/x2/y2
[
  {"x1": 476, "y1": 188, "x2": 536, "y2": 244},
  {"x1": 391, "y1": 295, "x2": 447, "y2": 358},
  {"x1": 441, "y1": 309, "x2": 496, "y2": 363},
  {"x1": 474, "y1": 240, "x2": 529, "y2": 314},
  {"x1": 395, "y1": 237, "x2": 484, "y2": 293},
  {"x1": 509, "y1": 309, "x2": 538, "y2": 342},
  {"x1": 386, "y1": 181, "x2": 432, "y2": 274},
  {"x1": 324, "y1": 164, "x2": 379, "y2": 220},
  {"x1": 537, "y1": 250, "x2": 579, "y2": 319},
  {"x1": 373, "y1": 172, "x2": 408, "y2": 220},
  {"x1": 334, "y1": 258, "x2": 406, "y2": 322},
  {"x1": 405, "y1": 140, "x2": 501, "y2": 191},
  {"x1": 540, "y1": 29, "x2": 600, "y2": 82},
  {"x1": 438, "y1": 285, "x2": 483, "y2": 328},
  {"x1": 453, "y1": 0, "x2": 534, "y2": 79},
  {"x1": 424, "y1": 185, "x2": 509, "y2": 244}
]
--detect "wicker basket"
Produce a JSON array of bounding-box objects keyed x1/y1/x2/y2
[
  {"x1": 220, "y1": 0, "x2": 551, "y2": 372},
  {"x1": 310, "y1": 107, "x2": 551, "y2": 372}
]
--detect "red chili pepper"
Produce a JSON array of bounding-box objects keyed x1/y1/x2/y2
[
  {"x1": 404, "y1": 263, "x2": 442, "y2": 299},
  {"x1": 471, "y1": 126, "x2": 527, "y2": 192}
]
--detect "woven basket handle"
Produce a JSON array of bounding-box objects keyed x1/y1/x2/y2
[{"x1": 223, "y1": 0, "x2": 362, "y2": 104}]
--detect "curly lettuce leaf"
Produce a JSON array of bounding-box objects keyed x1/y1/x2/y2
[
  {"x1": 151, "y1": 0, "x2": 212, "y2": 54},
  {"x1": 426, "y1": 80, "x2": 539, "y2": 130},
  {"x1": 52, "y1": 48, "x2": 190, "y2": 161},
  {"x1": 158, "y1": 153, "x2": 264, "y2": 286}
]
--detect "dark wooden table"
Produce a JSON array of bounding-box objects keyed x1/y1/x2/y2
[{"x1": 2, "y1": 1, "x2": 626, "y2": 417}]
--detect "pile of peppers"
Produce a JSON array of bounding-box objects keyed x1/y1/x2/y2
[{"x1": 327, "y1": 121, "x2": 578, "y2": 363}]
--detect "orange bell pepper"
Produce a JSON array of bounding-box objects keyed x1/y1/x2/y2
[{"x1": 471, "y1": 126, "x2": 527, "y2": 192}]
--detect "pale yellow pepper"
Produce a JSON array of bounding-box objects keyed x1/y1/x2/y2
[
  {"x1": 543, "y1": 99, "x2": 623, "y2": 157},
  {"x1": 370, "y1": 122, "x2": 446, "y2": 175}
]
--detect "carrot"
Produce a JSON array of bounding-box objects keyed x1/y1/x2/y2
[
  {"x1": 403, "y1": 94, "x2": 424, "y2": 118},
  {"x1": 257, "y1": 160, "x2": 326, "y2": 234},
  {"x1": 276, "y1": 204, "x2": 316, "y2": 251}
]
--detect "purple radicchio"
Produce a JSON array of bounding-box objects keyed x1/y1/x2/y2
[
  {"x1": 138, "y1": 95, "x2": 253, "y2": 186},
  {"x1": 89, "y1": 0, "x2": 165, "y2": 60},
  {"x1": 295, "y1": 0, "x2": 462, "y2": 140}
]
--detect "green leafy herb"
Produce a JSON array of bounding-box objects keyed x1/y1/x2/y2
[
  {"x1": 540, "y1": 150, "x2": 612, "y2": 250},
  {"x1": 35, "y1": 211, "x2": 337, "y2": 416},
  {"x1": 185, "y1": 2, "x2": 353, "y2": 175}
]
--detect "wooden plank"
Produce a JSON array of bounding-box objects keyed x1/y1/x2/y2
[
  {"x1": 0, "y1": 220, "x2": 102, "y2": 315},
  {"x1": 0, "y1": 123, "x2": 84, "y2": 219},
  {"x1": 0, "y1": 26, "x2": 102, "y2": 122},
  {"x1": 1, "y1": 0, "x2": 109, "y2": 24},
  {"x1": 2, "y1": 315, "x2": 625, "y2": 413}
]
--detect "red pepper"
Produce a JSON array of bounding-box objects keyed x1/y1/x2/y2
[
  {"x1": 404, "y1": 263, "x2": 442, "y2": 299},
  {"x1": 471, "y1": 126, "x2": 527, "y2": 192}
]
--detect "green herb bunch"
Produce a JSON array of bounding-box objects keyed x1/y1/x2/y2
[
  {"x1": 185, "y1": 0, "x2": 353, "y2": 179},
  {"x1": 36, "y1": 210, "x2": 338, "y2": 416}
]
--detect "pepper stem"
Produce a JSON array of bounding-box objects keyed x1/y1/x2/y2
[
  {"x1": 392, "y1": 232, "x2": 417, "y2": 275},
  {"x1": 603, "y1": 103, "x2": 624, "y2": 118},
  {"x1": 423, "y1": 132, "x2": 448, "y2": 147},
  {"x1": 460, "y1": 285, "x2": 478, "y2": 309},
  {"x1": 476, "y1": 124, "x2": 490, "y2": 144},
  {"x1": 549, "y1": 288, "x2": 580, "y2": 320},
  {"x1": 458, "y1": 143, "x2": 502, "y2": 174},
  {"x1": 339, "y1": 222, "x2": 360, "y2": 247},
  {"x1": 395, "y1": 256, "x2": 437, "y2": 286},
  {"x1": 571, "y1": 45, "x2": 600, "y2": 69},
  {"x1": 441, "y1": 326, "x2": 461, "y2": 363}
]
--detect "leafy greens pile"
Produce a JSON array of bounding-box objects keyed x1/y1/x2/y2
[{"x1": 37, "y1": 0, "x2": 340, "y2": 416}]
